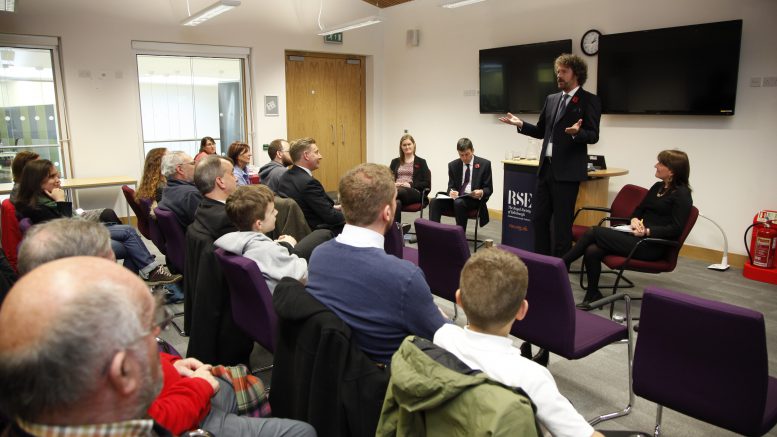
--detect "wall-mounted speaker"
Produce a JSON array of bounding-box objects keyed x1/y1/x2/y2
[{"x1": 406, "y1": 29, "x2": 420, "y2": 47}]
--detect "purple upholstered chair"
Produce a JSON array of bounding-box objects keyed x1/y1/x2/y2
[
  {"x1": 384, "y1": 221, "x2": 418, "y2": 265},
  {"x1": 18, "y1": 217, "x2": 33, "y2": 237},
  {"x1": 633, "y1": 286, "x2": 777, "y2": 436},
  {"x1": 214, "y1": 248, "x2": 278, "y2": 355},
  {"x1": 156, "y1": 337, "x2": 182, "y2": 357},
  {"x1": 121, "y1": 185, "x2": 151, "y2": 239},
  {"x1": 147, "y1": 209, "x2": 167, "y2": 256},
  {"x1": 154, "y1": 207, "x2": 185, "y2": 274},
  {"x1": 499, "y1": 244, "x2": 634, "y2": 425},
  {"x1": 415, "y1": 218, "x2": 470, "y2": 319}
]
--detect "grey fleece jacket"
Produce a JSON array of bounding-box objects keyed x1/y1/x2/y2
[{"x1": 214, "y1": 231, "x2": 307, "y2": 293}]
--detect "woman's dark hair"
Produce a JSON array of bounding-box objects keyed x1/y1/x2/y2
[
  {"x1": 227, "y1": 142, "x2": 250, "y2": 169},
  {"x1": 658, "y1": 149, "x2": 691, "y2": 192},
  {"x1": 15, "y1": 159, "x2": 56, "y2": 209},
  {"x1": 11, "y1": 151, "x2": 40, "y2": 183},
  {"x1": 398, "y1": 134, "x2": 416, "y2": 163},
  {"x1": 199, "y1": 136, "x2": 215, "y2": 152}
]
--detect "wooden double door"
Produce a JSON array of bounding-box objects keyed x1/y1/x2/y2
[{"x1": 285, "y1": 51, "x2": 366, "y2": 191}]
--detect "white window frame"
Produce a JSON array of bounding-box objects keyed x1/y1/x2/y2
[
  {"x1": 0, "y1": 33, "x2": 73, "y2": 177},
  {"x1": 131, "y1": 41, "x2": 255, "y2": 161}
]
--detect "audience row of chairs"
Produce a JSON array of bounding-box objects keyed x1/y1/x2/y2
[{"x1": 124, "y1": 182, "x2": 775, "y2": 436}]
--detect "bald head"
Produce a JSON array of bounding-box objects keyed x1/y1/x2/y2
[{"x1": 0, "y1": 257, "x2": 159, "y2": 424}]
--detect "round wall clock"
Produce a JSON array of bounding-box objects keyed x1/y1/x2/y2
[{"x1": 581, "y1": 29, "x2": 601, "y2": 56}]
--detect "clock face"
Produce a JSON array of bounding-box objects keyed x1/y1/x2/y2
[{"x1": 582, "y1": 29, "x2": 601, "y2": 56}]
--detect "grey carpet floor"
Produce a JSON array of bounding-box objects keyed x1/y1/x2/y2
[{"x1": 154, "y1": 213, "x2": 777, "y2": 436}]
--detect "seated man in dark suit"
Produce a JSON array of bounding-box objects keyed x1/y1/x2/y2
[
  {"x1": 277, "y1": 137, "x2": 345, "y2": 233},
  {"x1": 429, "y1": 138, "x2": 493, "y2": 232},
  {"x1": 185, "y1": 155, "x2": 253, "y2": 366}
]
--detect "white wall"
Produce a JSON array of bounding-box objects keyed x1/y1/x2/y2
[
  {"x1": 1, "y1": 0, "x2": 775, "y2": 255},
  {"x1": 375, "y1": 0, "x2": 777, "y2": 255},
  {"x1": 0, "y1": 0, "x2": 385, "y2": 211}
]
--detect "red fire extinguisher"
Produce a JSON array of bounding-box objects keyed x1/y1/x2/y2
[
  {"x1": 744, "y1": 211, "x2": 777, "y2": 285},
  {"x1": 752, "y1": 223, "x2": 777, "y2": 268}
]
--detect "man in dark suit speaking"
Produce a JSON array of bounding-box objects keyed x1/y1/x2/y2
[
  {"x1": 277, "y1": 137, "x2": 345, "y2": 233},
  {"x1": 499, "y1": 54, "x2": 601, "y2": 257},
  {"x1": 429, "y1": 138, "x2": 493, "y2": 232}
]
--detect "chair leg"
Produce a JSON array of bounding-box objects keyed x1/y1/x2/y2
[
  {"x1": 588, "y1": 295, "x2": 634, "y2": 426},
  {"x1": 170, "y1": 313, "x2": 186, "y2": 337},
  {"x1": 653, "y1": 404, "x2": 663, "y2": 437}
]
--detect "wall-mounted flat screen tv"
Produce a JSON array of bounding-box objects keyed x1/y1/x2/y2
[
  {"x1": 598, "y1": 20, "x2": 742, "y2": 115},
  {"x1": 479, "y1": 39, "x2": 572, "y2": 114}
]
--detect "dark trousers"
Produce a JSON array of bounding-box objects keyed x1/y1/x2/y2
[
  {"x1": 394, "y1": 186, "x2": 422, "y2": 224},
  {"x1": 290, "y1": 229, "x2": 334, "y2": 262},
  {"x1": 532, "y1": 159, "x2": 580, "y2": 256},
  {"x1": 562, "y1": 226, "x2": 666, "y2": 293},
  {"x1": 429, "y1": 196, "x2": 480, "y2": 232}
]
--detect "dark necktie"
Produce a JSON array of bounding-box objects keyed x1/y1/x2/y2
[
  {"x1": 550, "y1": 93, "x2": 569, "y2": 147},
  {"x1": 553, "y1": 93, "x2": 569, "y2": 127},
  {"x1": 460, "y1": 164, "x2": 471, "y2": 193}
]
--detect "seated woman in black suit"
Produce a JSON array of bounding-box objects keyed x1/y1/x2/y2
[
  {"x1": 562, "y1": 149, "x2": 693, "y2": 308},
  {"x1": 389, "y1": 134, "x2": 431, "y2": 225},
  {"x1": 13, "y1": 159, "x2": 181, "y2": 285}
]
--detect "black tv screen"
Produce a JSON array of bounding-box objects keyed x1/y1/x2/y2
[
  {"x1": 598, "y1": 20, "x2": 742, "y2": 115},
  {"x1": 480, "y1": 39, "x2": 572, "y2": 114}
]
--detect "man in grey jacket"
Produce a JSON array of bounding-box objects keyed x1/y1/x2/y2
[{"x1": 258, "y1": 139, "x2": 291, "y2": 193}]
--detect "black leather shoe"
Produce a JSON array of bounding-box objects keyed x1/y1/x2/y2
[
  {"x1": 520, "y1": 342, "x2": 532, "y2": 359},
  {"x1": 401, "y1": 223, "x2": 412, "y2": 235},
  {"x1": 576, "y1": 290, "x2": 604, "y2": 311},
  {"x1": 535, "y1": 349, "x2": 550, "y2": 367}
]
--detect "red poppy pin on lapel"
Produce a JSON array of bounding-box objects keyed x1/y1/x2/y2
[
  {"x1": 414, "y1": 164, "x2": 420, "y2": 169},
  {"x1": 571, "y1": 95, "x2": 579, "y2": 104},
  {"x1": 474, "y1": 163, "x2": 480, "y2": 169}
]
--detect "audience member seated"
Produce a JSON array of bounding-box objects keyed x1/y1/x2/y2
[
  {"x1": 389, "y1": 134, "x2": 431, "y2": 226},
  {"x1": 429, "y1": 137, "x2": 493, "y2": 232},
  {"x1": 434, "y1": 248, "x2": 603, "y2": 437},
  {"x1": 136, "y1": 147, "x2": 168, "y2": 210},
  {"x1": 13, "y1": 159, "x2": 180, "y2": 285},
  {"x1": 9, "y1": 151, "x2": 39, "y2": 203},
  {"x1": 185, "y1": 155, "x2": 253, "y2": 366},
  {"x1": 14, "y1": 217, "x2": 316, "y2": 437},
  {"x1": 215, "y1": 185, "x2": 332, "y2": 292},
  {"x1": 158, "y1": 151, "x2": 202, "y2": 228},
  {"x1": 227, "y1": 141, "x2": 252, "y2": 186},
  {"x1": 307, "y1": 163, "x2": 448, "y2": 364},
  {"x1": 0, "y1": 257, "x2": 169, "y2": 435},
  {"x1": 194, "y1": 136, "x2": 216, "y2": 162},
  {"x1": 562, "y1": 149, "x2": 693, "y2": 308},
  {"x1": 277, "y1": 137, "x2": 345, "y2": 233},
  {"x1": 259, "y1": 138, "x2": 291, "y2": 192}
]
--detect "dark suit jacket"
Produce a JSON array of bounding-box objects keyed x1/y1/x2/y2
[
  {"x1": 445, "y1": 156, "x2": 493, "y2": 226},
  {"x1": 389, "y1": 156, "x2": 432, "y2": 194},
  {"x1": 520, "y1": 88, "x2": 601, "y2": 182},
  {"x1": 277, "y1": 166, "x2": 345, "y2": 230},
  {"x1": 184, "y1": 197, "x2": 253, "y2": 366}
]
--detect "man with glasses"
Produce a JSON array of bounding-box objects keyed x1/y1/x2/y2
[
  {"x1": 11, "y1": 218, "x2": 316, "y2": 437},
  {"x1": 259, "y1": 138, "x2": 292, "y2": 193},
  {"x1": 0, "y1": 256, "x2": 169, "y2": 436},
  {"x1": 159, "y1": 151, "x2": 202, "y2": 228}
]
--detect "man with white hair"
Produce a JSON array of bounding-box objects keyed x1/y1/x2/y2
[{"x1": 159, "y1": 150, "x2": 203, "y2": 227}]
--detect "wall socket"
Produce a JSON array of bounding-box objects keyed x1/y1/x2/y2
[
  {"x1": 750, "y1": 77, "x2": 762, "y2": 87},
  {"x1": 763, "y1": 76, "x2": 777, "y2": 87}
]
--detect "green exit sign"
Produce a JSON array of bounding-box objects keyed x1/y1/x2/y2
[{"x1": 324, "y1": 33, "x2": 343, "y2": 44}]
